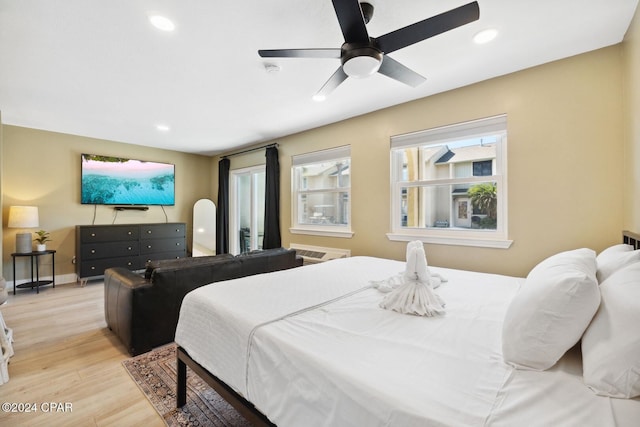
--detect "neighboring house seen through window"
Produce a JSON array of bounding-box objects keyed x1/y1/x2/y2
[
  {"x1": 388, "y1": 115, "x2": 511, "y2": 248},
  {"x1": 291, "y1": 146, "x2": 353, "y2": 238}
]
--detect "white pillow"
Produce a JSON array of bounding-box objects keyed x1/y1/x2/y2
[
  {"x1": 596, "y1": 246, "x2": 640, "y2": 283},
  {"x1": 502, "y1": 248, "x2": 600, "y2": 370},
  {"x1": 596, "y1": 244, "x2": 634, "y2": 264},
  {"x1": 582, "y1": 261, "x2": 640, "y2": 398}
]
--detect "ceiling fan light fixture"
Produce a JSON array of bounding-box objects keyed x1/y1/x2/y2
[
  {"x1": 342, "y1": 46, "x2": 383, "y2": 79},
  {"x1": 258, "y1": 1, "x2": 480, "y2": 95}
]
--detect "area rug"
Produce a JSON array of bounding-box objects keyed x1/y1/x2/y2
[{"x1": 122, "y1": 343, "x2": 251, "y2": 427}]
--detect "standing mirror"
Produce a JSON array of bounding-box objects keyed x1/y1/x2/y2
[{"x1": 193, "y1": 199, "x2": 216, "y2": 257}]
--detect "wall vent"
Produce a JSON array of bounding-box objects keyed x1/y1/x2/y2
[{"x1": 289, "y1": 244, "x2": 351, "y2": 265}]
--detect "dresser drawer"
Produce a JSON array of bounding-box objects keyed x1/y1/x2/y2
[
  {"x1": 140, "y1": 223, "x2": 185, "y2": 239},
  {"x1": 140, "y1": 237, "x2": 184, "y2": 254},
  {"x1": 141, "y1": 250, "x2": 186, "y2": 265},
  {"x1": 80, "y1": 225, "x2": 139, "y2": 243},
  {"x1": 80, "y1": 257, "x2": 142, "y2": 278},
  {"x1": 81, "y1": 241, "x2": 140, "y2": 259}
]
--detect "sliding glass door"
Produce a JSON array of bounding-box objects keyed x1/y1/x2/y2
[{"x1": 230, "y1": 166, "x2": 265, "y2": 254}]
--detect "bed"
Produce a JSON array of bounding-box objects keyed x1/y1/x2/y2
[{"x1": 174, "y1": 232, "x2": 640, "y2": 426}]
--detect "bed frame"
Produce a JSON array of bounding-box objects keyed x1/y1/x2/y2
[
  {"x1": 623, "y1": 230, "x2": 640, "y2": 249},
  {"x1": 177, "y1": 231, "x2": 640, "y2": 426},
  {"x1": 177, "y1": 346, "x2": 275, "y2": 426}
]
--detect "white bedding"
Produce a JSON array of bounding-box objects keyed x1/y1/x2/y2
[{"x1": 175, "y1": 256, "x2": 640, "y2": 427}]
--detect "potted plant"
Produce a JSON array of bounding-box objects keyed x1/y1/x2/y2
[{"x1": 34, "y1": 230, "x2": 51, "y2": 252}]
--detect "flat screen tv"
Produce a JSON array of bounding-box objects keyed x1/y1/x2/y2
[{"x1": 81, "y1": 154, "x2": 175, "y2": 206}]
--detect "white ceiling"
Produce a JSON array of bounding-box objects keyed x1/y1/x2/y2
[{"x1": 0, "y1": 0, "x2": 637, "y2": 156}]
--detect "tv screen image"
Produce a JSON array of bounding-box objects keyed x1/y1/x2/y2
[{"x1": 81, "y1": 154, "x2": 175, "y2": 205}]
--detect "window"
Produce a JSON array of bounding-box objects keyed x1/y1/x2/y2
[
  {"x1": 473, "y1": 160, "x2": 492, "y2": 176},
  {"x1": 230, "y1": 165, "x2": 265, "y2": 254},
  {"x1": 291, "y1": 146, "x2": 353, "y2": 238},
  {"x1": 388, "y1": 115, "x2": 511, "y2": 248}
]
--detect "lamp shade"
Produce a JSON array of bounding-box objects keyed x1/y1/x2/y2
[{"x1": 8, "y1": 206, "x2": 39, "y2": 228}]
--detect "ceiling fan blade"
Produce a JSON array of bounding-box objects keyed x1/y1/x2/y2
[
  {"x1": 376, "y1": 2, "x2": 480, "y2": 54},
  {"x1": 331, "y1": 0, "x2": 370, "y2": 44},
  {"x1": 258, "y1": 48, "x2": 342, "y2": 59},
  {"x1": 377, "y1": 56, "x2": 426, "y2": 87},
  {"x1": 315, "y1": 67, "x2": 349, "y2": 99}
]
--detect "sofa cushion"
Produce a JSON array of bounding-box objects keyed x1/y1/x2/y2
[
  {"x1": 236, "y1": 248, "x2": 300, "y2": 275},
  {"x1": 145, "y1": 253, "x2": 234, "y2": 279}
]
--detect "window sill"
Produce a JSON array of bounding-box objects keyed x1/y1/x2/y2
[
  {"x1": 290, "y1": 227, "x2": 354, "y2": 238},
  {"x1": 386, "y1": 232, "x2": 513, "y2": 249}
]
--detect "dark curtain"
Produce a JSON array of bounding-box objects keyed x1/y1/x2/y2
[
  {"x1": 216, "y1": 157, "x2": 230, "y2": 254},
  {"x1": 262, "y1": 146, "x2": 281, "y2": 249}
]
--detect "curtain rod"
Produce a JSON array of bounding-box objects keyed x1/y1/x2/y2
[{"x1": 221, "y1": 143, "x2": 278, "y2": 159}]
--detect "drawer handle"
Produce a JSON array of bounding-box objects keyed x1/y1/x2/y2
[
  {"x1": 91, "y1": 249, "x2": 96, "y2": 254},
  {"x1": 128, "y1": 247, "x2": 132, "y2": 250},
  {"x1": 127, "y1": 262, "x2": 132, "y2": 266},
  {"x1": 128, "y1": 231, "x2": 132, "y2": 235},
  {"x1": 91, "y1": 233, "x2": 96, "y2": 237},
  {"x1": 91, "y1": 266, "x2": 96, "y2": 270},
  {"x1": 147, "y1": 230, "x2": 152, "y2": 234},
  {"x1": 176, "y1": 229, "x2": 180, "y2": 232},
  {"x1": 147, "y1": 245, "x2": 152, "y2": 249},
  {"x1": 176, "y1": 243, "x2": 181, "y2": 246}
]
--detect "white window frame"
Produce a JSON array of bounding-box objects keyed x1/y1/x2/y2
[
  {"x1": 387, "y1": 115, "x2": 512, "y2": 248},
  {"x1": 290, "y1": 145, "x2": 353, "y2": 238}
]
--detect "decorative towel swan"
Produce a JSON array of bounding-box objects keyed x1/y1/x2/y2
[
  {"x1": 405, "y1": 240, "x2": 447, "y2": 289},
  {"x1": 372, "y1": 241, "x2": 447, "y2": 291},
  {"x1": 373, "y1": 242, "x2": 445, "y2": 317}
]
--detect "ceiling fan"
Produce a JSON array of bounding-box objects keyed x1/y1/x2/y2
[{"x1": 258, "y1": 0, "x2": 480, "y2": 99}]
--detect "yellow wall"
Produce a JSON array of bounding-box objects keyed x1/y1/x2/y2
[
  {"x1": 0, "y1": 41, "x2": 631, "y2": 281},
  {"x1": 222, "y1": 46, "x2": 625, "y2": 277},
  {"x1": 623, "y1": 5, "x2": 640, "y2": 232},
  {"x1": 1, "y1": 126, "x2": 214, "y2": 282}
]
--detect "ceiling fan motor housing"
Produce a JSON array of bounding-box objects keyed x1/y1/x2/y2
[{"x1": 341, "y1": 42, "x2": 383, "y2": 78}]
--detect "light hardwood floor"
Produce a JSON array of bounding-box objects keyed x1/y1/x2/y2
[{"x1": 0, "y1": 281, "x2": 165, "y2": 426}]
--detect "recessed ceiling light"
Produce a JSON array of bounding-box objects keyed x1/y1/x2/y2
[
  {"x1": 473, "y1": 28, "x2": 498, "y2": 44},
  {"x1": 312, "y1": 93, "x2": 326, "y2": 102},
  {"x1": 148, "y1": 15, "x2": 175, "y2": 32},
  {"x1": 156, "y1": 124, "x2": 170, "y2": 132}
]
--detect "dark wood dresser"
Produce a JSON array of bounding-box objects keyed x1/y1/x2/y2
[{"x1": 76, "y1": 222, "x2": 187, "y2": 281}]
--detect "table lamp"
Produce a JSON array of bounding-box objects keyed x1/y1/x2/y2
[{"x1": 8, "y1": 206, "x2": 39, "y2": 253}]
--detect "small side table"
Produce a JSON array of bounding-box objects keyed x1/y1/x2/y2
[{"x1": 11, "y1": 250, "x2": 56, "y2": 294}]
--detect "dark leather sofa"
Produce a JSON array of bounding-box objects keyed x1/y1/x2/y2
[{"x1": 104, "y1": 248, "x2": 303, "y2": 355}]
